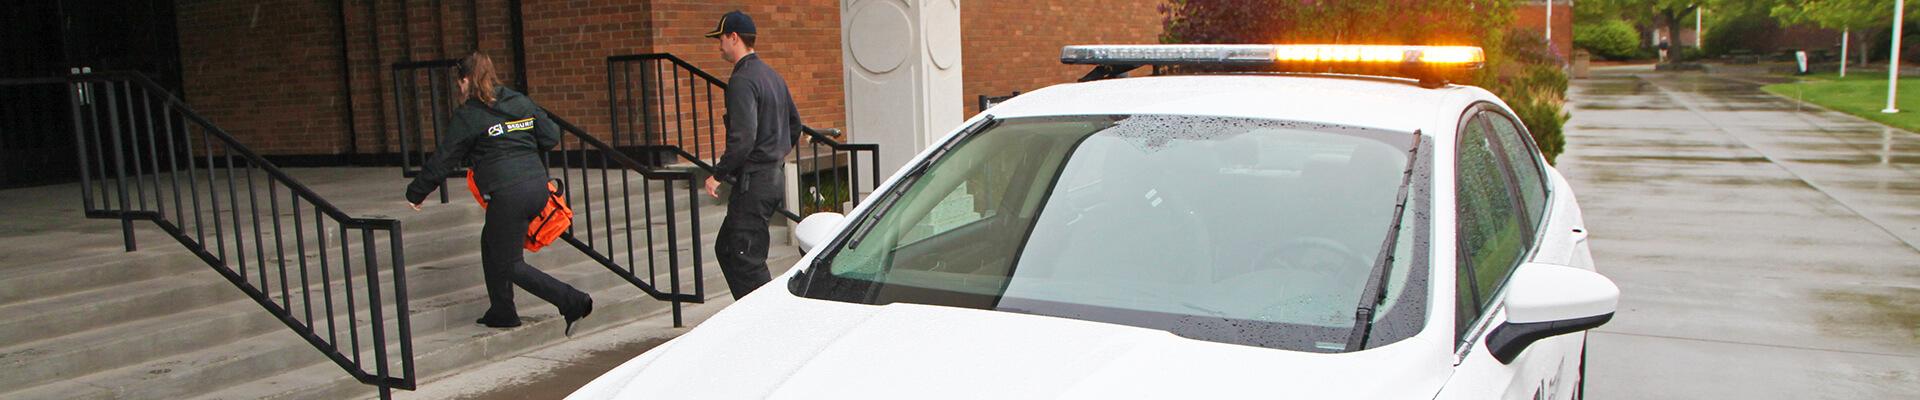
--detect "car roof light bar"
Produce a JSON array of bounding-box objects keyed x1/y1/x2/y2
[{"x1": 1061, "y1": 44, "x2": 1485, "y2": 87}]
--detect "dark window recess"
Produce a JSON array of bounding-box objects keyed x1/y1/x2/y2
[{"x1": 1, "y1": 0, "x2": 183, "y2": 188}]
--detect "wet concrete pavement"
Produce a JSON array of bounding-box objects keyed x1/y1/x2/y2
[{"x1": 1565, "y1": 67, "x2": 1920, "y2": 398}]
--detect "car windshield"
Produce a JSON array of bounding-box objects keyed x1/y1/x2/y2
[{"x1": 792, "y1": 115, "x2": 1429, "y2": 353}]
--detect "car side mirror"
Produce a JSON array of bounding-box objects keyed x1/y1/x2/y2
[
  {"x1": 1486, "y1": 263, "x2": 1619, "y2": 364},
  {"x1": 794, "y1": 212, "x2": 847, "y2": 253}
]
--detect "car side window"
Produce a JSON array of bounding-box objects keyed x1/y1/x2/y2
[
  {"x1": 1455, "y1": 112, "x2": 1529, "y2": 341},
  {"x1": 1484, "y1": 112, "x2": 1549, "y2": 226}
]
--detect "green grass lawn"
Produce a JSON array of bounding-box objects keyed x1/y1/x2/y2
[{"x1": 1762, "y1": 74, "x2": 1920, "y2": 132}]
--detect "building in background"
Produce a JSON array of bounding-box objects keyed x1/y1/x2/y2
[
  {"x1": 1514, "y1": 0, "x2": 1574, "y2": 62},
  {"x1": 73, "y1": 0, "x2": 1162, "y2": 165}
]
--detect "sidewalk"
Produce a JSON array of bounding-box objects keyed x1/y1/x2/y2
[
  {"x1": 382, "y1": 294, "x2": 738, "y2": 400},
  {"x1": 381, "y1": 254, "x2": 799, "y2": 400},
  {"x1": 1565, "y1": 68, "x2": 1920, "y2": 399}
]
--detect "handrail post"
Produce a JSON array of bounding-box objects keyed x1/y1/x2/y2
[
  {"x1": 69, "y1": 78, "x2": 96, "y2": 214},
  {"x1": 103, "y1": 81, "x2": 136, "y2": 251},
  {"x1": 389, "y1": 223, "x2": 416, "y2": 389},
  {"x1": 689, "y1": 174, "x2": 703, "y2": 299},
  {"x1": 429, "y1": 68, "x2": 450, "y2": 204},
  {"x1": 665, "y1": 176, "x2": 683, "y2": 327},
  {"x1": 361, "y1": 227, "x2": 392, "y2": 400},
  {"x1": 393, "y1": 67, "x2": 411, "y2": 176}
]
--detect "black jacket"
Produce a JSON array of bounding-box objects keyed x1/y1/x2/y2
[
  {"x1": 405, "y1": 86, "x2": 559, "y2": 204},
  {"x1": 714, "y1": 53, "x2": 803, "y2": 183}
]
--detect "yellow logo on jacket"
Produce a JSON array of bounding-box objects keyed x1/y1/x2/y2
[{"x1": 488, "y1": 117, "x2": 536, "y2": 137}]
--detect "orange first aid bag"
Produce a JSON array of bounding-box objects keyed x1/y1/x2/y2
[{"x1": 467, "y1": 170, "x2": 572, "y2": 252}]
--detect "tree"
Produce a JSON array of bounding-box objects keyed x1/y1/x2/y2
[
  {"x1": 1575, "y1": 19, "x2": 1643, "y2": 59},
  {"x1": 1603, "y1": 0, "x2": 1707, "y2": 52},
  {"x1": 1160, "y1": 0, "x2": 1514, "y2": 47},
  {"x1": 1585, "y1": 0, "x2": 1729, "y2": 51},
  {"x1": 1159, "y1": 1, "x2": 1573, "y2": 162},
  {"x1": 1772, "y1": 0, "x2": 1919, "y2": 65}
]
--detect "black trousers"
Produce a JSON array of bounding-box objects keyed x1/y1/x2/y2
[
  {"x1": 481, "y1": 178, "x2": 588, "y2": 318},
  {"x1": 716, "y1": 168, "x2": 781, "y2": 299}
]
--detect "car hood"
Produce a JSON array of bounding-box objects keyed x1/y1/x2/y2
[{"x1": 570, "y1": 287, "x2": 1453, "y2": 399}]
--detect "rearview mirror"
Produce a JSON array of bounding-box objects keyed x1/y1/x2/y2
[
  {"x1": 1487, "y1": 263, "x2": 1619, "y2": 364},
  {"x1": 794, "y1": 212, "x2": 847, "y2": 253}
]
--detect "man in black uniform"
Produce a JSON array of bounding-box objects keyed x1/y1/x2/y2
[{"x1": 704, "y1": 10, "x2": 804, "y2": 299}]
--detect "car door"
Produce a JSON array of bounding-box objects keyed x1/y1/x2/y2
[{"x1": 1437, "y1": 105, "x2": 1578, "y2": 400}]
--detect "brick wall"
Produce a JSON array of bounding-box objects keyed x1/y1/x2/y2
[
  {"x1": 960, "y1": 0, "x2": 1165, "y2": 116},
  {"x1": 342, "y1": 0, "x2": 520, "y2": 157},
  {"x1": 1513, "y1": 3, "x2": 1573, "y2": 62},
  {"x1": 175, "y1": 0, "x2": 1159, "y2": 156},
  {"x1": 176, "y1": 0, "x2": 350, "y2": 155},
  {"x1": 642, "y1": 1, "x2": 843, "y2": 158}
]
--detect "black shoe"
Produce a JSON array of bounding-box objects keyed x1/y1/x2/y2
[
  {"x1": 476, "y1": 315, "x2": 522, "y2": 328},
  {"x1": 564, "y1": 295, "x2": 594, "y2": 337}
]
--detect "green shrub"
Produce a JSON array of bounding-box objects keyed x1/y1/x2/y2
[
  {"x1": 1482, "y1": 32, "x2": 1571, "y2": 164},
  {"x1": 1157, "y1": 2, "x2": 1570, "y2": 163},
  {"x1": 1509, "y1": 86, "x2": 1569, "y2": 164},
  {"x1": 799, "y1": 169, "x2": 851, "y2": 215},
  {"x1": 1574, "y1": 19, "x2": 1641, "y2": 60},
  {"x1": 1676, "y1": 47, "x2": 1707, "y2": 62},
  {"x1": 1702, "y1": 5, "x2": 1773, "y2": 58},
  {"x1": 1501, "y1": 66, "x2": 1570, "y2": 164}
]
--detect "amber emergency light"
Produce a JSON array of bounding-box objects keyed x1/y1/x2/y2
[{"x1": 1061, "y1": 44, "x2": 1485, "y2": 88}]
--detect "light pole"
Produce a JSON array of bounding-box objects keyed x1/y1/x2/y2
[
  {"x1": 1546, "y1": 0, "x2": 1553, "y2": 43},
  {"x1": 1886, "y1": 0, "x2": 1906, "y2": 114},
  {"x1": 1695, "y1": 7, "x2": 1703, "y2": 50}
]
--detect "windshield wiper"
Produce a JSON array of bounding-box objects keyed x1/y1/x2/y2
[
  {"x1": 845, "y1": 117, "x2": 999, "y2": 249},
  {"x1": 1344, "y1": 131, "x2": 1422, "y2": 351}
]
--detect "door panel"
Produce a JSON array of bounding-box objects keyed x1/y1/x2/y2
[
  {"x1": 61, "y1": 0, "x2": 185, "y2": 92},
  {"x1": 0, "y1": 1, "x2": 73, "y2": 188},
  {"x1": 1446, "y1": 106, "x2": 1582, "y2": 400},
  {"x1": 1440, "y1": 312, "x2": 1583, "y2": 400}
]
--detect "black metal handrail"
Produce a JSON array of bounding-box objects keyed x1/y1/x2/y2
[
  {"x1": 605, "y1": 53, "x2": 881, "y2": 222},
  {"x1": 549, "y1": 113, "x2": 707, "y2": 326},
  {"x1": 390, "y1": 59, "x2": 463, "y2": 203},
  {"x1": 389, "y1": 60, "x2": 706, "y2": 326},
  {"x1": 0, "y1": 72, "x2": 416, "y2": 398}
]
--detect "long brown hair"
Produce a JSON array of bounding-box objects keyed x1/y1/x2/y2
[{"x1": 458, "y1": 52, "x2": 501, "y2": 104}]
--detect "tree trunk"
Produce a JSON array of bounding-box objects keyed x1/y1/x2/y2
[
  {"x1": 1861, "y1": 31, "x2": 1881, "y2": 66},
  {"x1": 1651, "y1": 6, "x2": 1697, "y2": 61}
]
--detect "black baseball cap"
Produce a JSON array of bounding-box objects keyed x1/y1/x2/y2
[{"x1": 703, "y1": 11, "x2": 756, "y2": 38}]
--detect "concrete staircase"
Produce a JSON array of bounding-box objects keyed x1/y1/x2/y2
[{"x1": 0, "y1": 167, "x2": 799, "y2": 399}]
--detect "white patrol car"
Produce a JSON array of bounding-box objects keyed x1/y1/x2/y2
[{"x1": 570, "y1": 45, "x2": 1617, "y2": 400}]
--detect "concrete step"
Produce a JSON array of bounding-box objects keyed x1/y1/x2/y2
[
  {"x1": 0, "y1": 211, "x2": 786, "y2": 399},
  {"x1": 197, "y1": 252, "x2": 805, "y2": 400},
  {"x1": 0, "y1": 200, "x2": 756, "y2": 389},
  {"x1": 0, "y1": 209, "x2": 484, "y2": 348},
  {"x1": 4, "y1": 237, "x2": 801, "y2": 400},
  {"x1": 0, "y1": 175, "x2": 484, "y2": 306},
  {"x1": 0, "y1": 166, "x2": 795, "y2": 399},
  {"x1": 0, "y1": 230, "x2": 206, "y2": 305},
  {"x1": 0, "y1": 169, "x2": 712, "y2": 339}
]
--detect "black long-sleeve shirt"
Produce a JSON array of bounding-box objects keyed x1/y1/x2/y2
[
  {"x1": 405, "y1": 86, "x2": 559, "y2": 204},
  {"x1": 713, "y1": 53, "x2": 803, "y2": 183}
]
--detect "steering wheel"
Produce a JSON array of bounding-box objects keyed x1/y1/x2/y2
[
  {"x1": 1255, "y1": 237, "x2": 1367, "y2": 275},
  {"x1": 1193, "y1": 237, "x2": 1363, "y2": 322}
]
